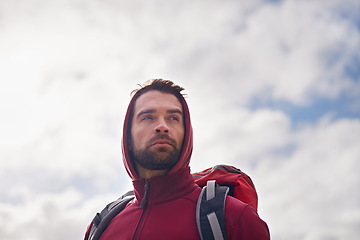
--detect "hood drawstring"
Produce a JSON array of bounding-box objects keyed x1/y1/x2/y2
[{"x1": 140, "y1": 180, "x2": 149, "y2": 209}]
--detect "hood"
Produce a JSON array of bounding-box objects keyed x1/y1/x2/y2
[{"x1": 121, "y1": 91, "x2": 193, "y2": 180}]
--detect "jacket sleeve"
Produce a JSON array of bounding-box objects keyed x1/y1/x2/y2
[{"x1": 226, "y1": 204, "x2": 270, "y2": 240}]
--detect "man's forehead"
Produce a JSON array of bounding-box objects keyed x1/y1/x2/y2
[{"x1": 133, "y1": 90, "x2": 183, "y2": 113}]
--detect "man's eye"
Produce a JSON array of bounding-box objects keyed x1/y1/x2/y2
[
  {"x1": 142, "y1": 116, "x2": 153, "y2": 121},
  {"x1": 170, "y1": 116, "x2": 180, "y2": 121}
]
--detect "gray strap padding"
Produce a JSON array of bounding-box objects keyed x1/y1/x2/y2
[
  {"x1": 196, "y1": 180, "x2": 229, "y2": 240},
  {"x1": 196, "y1": 187, "x2": 206, "y2": 240},
  {"x1": 206, "y1": 180, "x2": 216, "y2": 200},
  {"x1": 207, "y1": 212, "x2": 224, "y2": 240}
]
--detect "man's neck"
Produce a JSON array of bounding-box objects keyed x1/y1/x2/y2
[{"x1": 135, "y1": 163, "x2": 169, "y2": 179}]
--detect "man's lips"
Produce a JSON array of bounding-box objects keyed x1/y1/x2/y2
[
  {"x1": 147, "y1": 135, "x2": 176, "y2": 148},
  {"x1": 150, "y1": 141, "x2": 172, "y2": 146}
]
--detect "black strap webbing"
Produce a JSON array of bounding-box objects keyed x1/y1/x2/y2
[{"x1": 89, "y1": 191, "x2": 134, "y2": 240}]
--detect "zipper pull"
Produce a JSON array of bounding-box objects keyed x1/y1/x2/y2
[{"x1": 140, "y1": 179, "x2": 149, "y2": 209}]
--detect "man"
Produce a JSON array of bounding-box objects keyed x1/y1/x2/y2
[{"x1": 84, "y1": 79, "x2": 270, "y2": 239}]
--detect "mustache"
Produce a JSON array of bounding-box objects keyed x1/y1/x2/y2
[{"x1": 147, "y1": 134, "x2": 177, "y2": 146}]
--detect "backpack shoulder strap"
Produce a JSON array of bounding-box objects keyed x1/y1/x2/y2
[
  {"x1": 196, "y1": 180, "x2": 229, "y2": 240},
  {"x1": 88, "y1": 190, "x2": 135, "y2": 240}
]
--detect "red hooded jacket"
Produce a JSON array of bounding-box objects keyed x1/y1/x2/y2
[{"x1": 84, "y1": 91, "x2": 270, "y2": 240}]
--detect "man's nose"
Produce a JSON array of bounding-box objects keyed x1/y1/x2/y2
[{"x1": 154, "y1": 119, "x2": 169, "y2": 133}]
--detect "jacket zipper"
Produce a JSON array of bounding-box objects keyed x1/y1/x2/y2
[{"x1": 133, "y1": 179, "x2": 150, "y2": 240}]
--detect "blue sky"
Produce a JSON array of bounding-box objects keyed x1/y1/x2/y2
[
  {"x1": 0, "y1": 0, "x2": 359, "y2": 239},
  {"x1": 249, "y1": 92, "x2": 360, "y2": 125}
]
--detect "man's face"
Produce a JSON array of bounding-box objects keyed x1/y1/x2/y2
[{"x1": 130, "y1": 90, "x2": 185, "y2": 170}]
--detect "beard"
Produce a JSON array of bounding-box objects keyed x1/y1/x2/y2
[{"x1": 130, "y1": 135, "x2": 182, "y2": 171}]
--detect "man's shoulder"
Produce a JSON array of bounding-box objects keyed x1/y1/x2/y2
[
  {"x1": 224, "y1": 195, "x2": 262, "y2": 224},
  {"x1": 224, "y1": 195, "x2": 270, "y2": 239},
  {"x1": 225, "y1": 195, "x2": 250, "y2": 211}
]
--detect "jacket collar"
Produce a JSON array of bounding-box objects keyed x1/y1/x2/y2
[{"x1": 132, "y1": 167, "x2": 198, "y2": 207}]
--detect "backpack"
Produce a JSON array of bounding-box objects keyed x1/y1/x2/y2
[{"x1": 86, "y1": 165, "x2": 257, "y2": 240}]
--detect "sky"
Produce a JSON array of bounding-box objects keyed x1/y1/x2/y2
[{"x1": 0, "y1": 0, "x2": 359, "y2": 239}]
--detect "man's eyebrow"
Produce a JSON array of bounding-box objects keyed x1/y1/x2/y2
[
  {"x1": 167, "y1": 109, "x2": 183, "y2": 115},
  {"x1": 136, "y1": 109, "x2": 183, "y2": 118},
  {"x1": 136, "y1": 109, "x2": 156, "y2": 118}
]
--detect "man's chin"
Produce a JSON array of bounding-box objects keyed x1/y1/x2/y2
[
  {"x1": 151, "y1": 151, "x2": 173, "y2": 161},
  {"x1": 132, "y1": 146, "x2": 181, "y2": 170}
]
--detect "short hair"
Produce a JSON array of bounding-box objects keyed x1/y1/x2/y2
[{"x1": 131, "y1": 79, "x2": 185, "y2": 100}]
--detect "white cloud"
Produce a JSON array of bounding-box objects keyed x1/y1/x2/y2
[
  {"x1": 257, "y1": 116, "x2": 360, "y2": 239},
  {"x1": 0, "y1": 187, "x2": 119, "y2": 240},
  {"x1": 191, "y1": 108, "x2": 292, "y2": 172}
]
